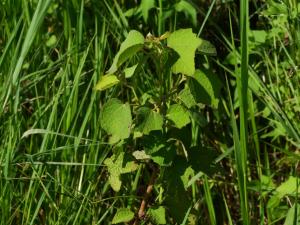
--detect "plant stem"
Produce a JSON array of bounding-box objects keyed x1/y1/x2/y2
[{"x1": 134, "y1": 166, "x2": 157, "y2": 224}]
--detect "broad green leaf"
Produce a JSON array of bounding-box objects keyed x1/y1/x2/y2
[
  {"x1": 121, "y1": 160, "x2": 139, "y2": 174},
  {"x1": 136, "y1": 107, "x2": 163, "y2": 135},
  {"x1": 267, "y1": 176, "x2": 300, "y2": 209},
  {"x1": 167, "y1": 104, "x2": 190, "y2": 129},
  {"x1": 148, "y1": 206, "x2": 167, "y2": 224},
  {"x1": 189, "y1": 69, "x2": 222, "y2": 108},
  {"x1": 108, "y1": 30, "x2": 144, "y2": 74},
  {"x1": 112, "y1": 208, "x2": 135, "y2": 224},
  {"x1": 175, "y1": 0, "x2": 197, "y2": 26},
  {"x1": 104, "y1": 154, "x2": 123, "y2": 192},
  {"x1": 105, "y1": 152, "x2": 138, "y2": 192},
  {"x1": 276, "y1": 176, "x2": 299, "y2": 198},
  {"x1": 101, "y1": 98, "x2": 132, "y2": 143},
  {"x1": 178, "y1": 85, "x2": 197, "y2": 108},
  {"x1": 167, "y1": 28, "x2": 202, "y2": 76},
  {"x1": 267, "y1": 195, "x2": 280, "y2": 209},
  {"x1": 108, "y1": 172, "x2": 122, "y2": 192},
  {"x1": 124, "y1": 64, "x2": 138, "y2": 78},
  {"x1": 284, "y1": 204, "x2": 300, "y2": 225},
  {"x1": 139, "y1": 0, "x2": 155, "y2": 22},
  {"x1": 95, "y1": 74, "x2": 119, "y2": 91},
  {"x1": 198, "y1": 39, "x2": 217, "y2": 56}
]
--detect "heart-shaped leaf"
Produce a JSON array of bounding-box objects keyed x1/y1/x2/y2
[{"x1": 167, "y1": 29, "x2": 202, "y2": 76}]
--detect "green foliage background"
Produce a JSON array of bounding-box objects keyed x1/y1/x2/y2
[{"x1": 0, "y1": 0, "x2": 299, "y2": 224}]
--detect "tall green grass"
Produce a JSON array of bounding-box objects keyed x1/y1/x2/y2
[
  {"x1": 0, "y1": 1, "x2": 115, "y2": 223},
  {"x1": 236, "y1": 0, "x2": 249, "y2": 224}
]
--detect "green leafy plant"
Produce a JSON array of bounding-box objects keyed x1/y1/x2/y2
[{"x1": 96, "y1": 28, "x2": 220, "y2": 223}]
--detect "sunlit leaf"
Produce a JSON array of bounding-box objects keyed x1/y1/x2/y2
[
  {"x1": 267, "y1": 176, "x2": 300, "y2": 209},
  {"x1": 167, "y1": 29, "x2": 202, "y2": 76},
  {"x1": 105, "y1": 152, "x2": 138, "y2": 192},
  {"x1": 112, "y1": 208, "x2": 134, "y2": 224},
  {"x1": 276, "y1": 176, "x2": 299, "y2": 197},
  {"x1": 148, "y1": 206, "x2": 167, "y2": 224},
  {"x1": 108, "y1": 30, "x2": 144, "y2": 74},
  {"x1": 267, "y1": 195, "x2": 280, "y2": 209},
  {"x1": 124, "y1": 64, "x2": 138, "y2": 78},
  {"x1": 283, "y1": 204, "x2": 300, "y2": 225},
  {"x1": 95, "y1": 74, "x2": 119, "y2": 91},
  {"x1": 101, "y1": 98, "x2": 132, "y2": 143},
  {"x1": 167, "y1": 104, "x2": 191, "y2": 129},
  {"x1": 104, "y1": 154, "x2": 123, "y2": 192},
  {"x1": 180, "y1": 166, "x2": 194, "y2": 189}
]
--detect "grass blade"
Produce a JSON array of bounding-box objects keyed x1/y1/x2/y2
[{"x1": 236, "y1": 0, "x2": 250, "y2": 224}]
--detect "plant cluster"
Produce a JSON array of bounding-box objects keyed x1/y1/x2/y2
[{"x1": 95, "y1": 28, "x2": 221, "y2": 223}]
